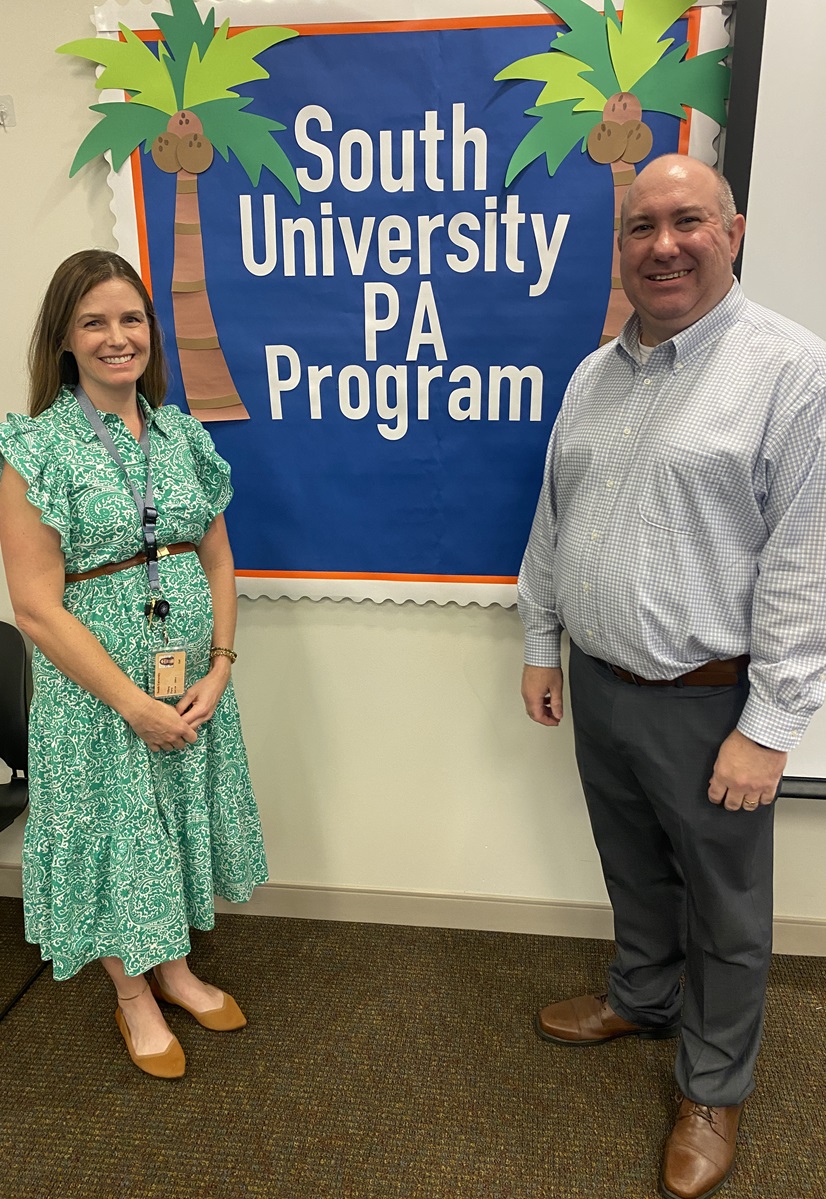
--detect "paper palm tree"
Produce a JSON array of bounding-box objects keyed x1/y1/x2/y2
[
  {"x1": 58, "y1": 0, "x2": 300, "y2": 421},
  {"x1": 496, "y1": 0, "x2": 731, "y2": 343}
]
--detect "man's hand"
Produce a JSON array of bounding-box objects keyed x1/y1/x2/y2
[
  {"x1": 708, "y1": 728, "x2": 787, "y2": 811},
  {"x1": 522, "y1": 665, "x2": 564, "y2": 726}
]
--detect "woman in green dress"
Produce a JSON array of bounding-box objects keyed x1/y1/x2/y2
[{"x1": 0, "y1": 250, "x2": 267, "y2": 1078}]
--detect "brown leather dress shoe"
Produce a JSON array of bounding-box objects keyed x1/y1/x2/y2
[
  {"x1": 660, "y1": 1098, "x2": 743, "y2": 1199},
  {"x1": 535, "y1": 993, "x2": 681, "y2": 1045}
]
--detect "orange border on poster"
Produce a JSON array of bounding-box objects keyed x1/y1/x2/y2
[
  {"x1": 123, "y1": 7, "x2": 711, "y2": 588},
  {"x1": 130, "y1": 144, "x2": 153, "y2": 297},
  {"x1": 236, "y1": 570, "x2": 518, "y2": 583},
  {"x1": 134, "y1": 15, "x2": 564, "y2": 41},
  {"x1": 678, "y1": 7, "x2": 703, "y2": 155}
]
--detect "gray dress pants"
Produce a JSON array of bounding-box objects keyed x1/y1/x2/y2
[{"x1": 568, "y1": 642, "x2": 775, "y2": 1107}]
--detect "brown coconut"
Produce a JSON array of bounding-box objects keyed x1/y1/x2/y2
[
  {"x1": 603, "y1": 92, "x2": 643, "y2": 123},
  {"x1": 151, "y1": 133, "x2": 181, "y2": 173},
  {"x1": 621, "y1": 120, "x2": 654, "y2": 165},
  {"x1": 167, "y1": 110, "x2": 204, "y2": 137},
  {"x1": 586, "y1": 121, "x2": 629, "y2": 165},
  {"x1": 177, "y1": 133, "x2": 214, "y2": 174}
]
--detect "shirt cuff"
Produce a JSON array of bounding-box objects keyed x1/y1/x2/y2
[
  {"x1": 737, "y1": 694, "x2": 810, "y2": 752},
  {"x1": 523, "y1": 630, "x2": 562, "y2": 669}
]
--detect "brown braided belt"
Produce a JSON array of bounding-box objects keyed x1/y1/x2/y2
[
  {"x1": 606, "y1": 655, "x2": 750, "y2": 687},
  {"x1": 65, "y1": 542, "x2": 197, "y2": 584}
]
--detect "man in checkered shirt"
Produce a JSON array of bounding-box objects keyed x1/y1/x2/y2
[{"x1": 518, "y1": 155, "x2": 826, "y2": 1199}]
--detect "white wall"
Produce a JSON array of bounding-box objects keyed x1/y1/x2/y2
[
  {"x1": 739, "y1": 0, "x2": 826, "y2": 782},
  {"x1": 739, "y1": 0, "x2": 826, "y2": 332},
  {"x1": 1, "y1": 0, "x2": 824, "y2": 952}
]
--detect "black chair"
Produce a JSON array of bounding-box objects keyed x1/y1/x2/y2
[{"x1": 0, "y1": 622, "x2": 32, "y2": 833}]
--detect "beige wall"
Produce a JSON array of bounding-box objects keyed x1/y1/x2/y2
[{"x1": 1, "y1": 0, "x2": 824, "y2": 951}]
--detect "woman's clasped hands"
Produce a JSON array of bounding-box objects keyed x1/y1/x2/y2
[
  {"x1": 127, "y1": 692, "x2": 198, "y2": 752},
  {"x1": 126, "y1": 659, "x2": 232, "y2": 751},
  {"x1": 174, "y1": 662, "x2": 231, "y2": 733}
]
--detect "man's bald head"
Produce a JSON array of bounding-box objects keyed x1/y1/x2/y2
[
  {"x1": 619, "y1": 155, "x2": 737, "y2": 246},
  {"x1": 617, "y1": 153, "x2": 746, "y2": 344}
]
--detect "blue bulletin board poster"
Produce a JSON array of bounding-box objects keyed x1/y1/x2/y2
[{"x1": 64, "y1": 1, "x2": 731, "y2": 603}]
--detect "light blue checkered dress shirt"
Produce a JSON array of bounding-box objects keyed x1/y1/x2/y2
[{"x1": 518, "y1": 281, "x2": 826, "y2": 751}]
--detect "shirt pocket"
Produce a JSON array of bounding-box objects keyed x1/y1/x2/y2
[{"x1": 638, "y1": 447, "x2": 738, "y2": 535}]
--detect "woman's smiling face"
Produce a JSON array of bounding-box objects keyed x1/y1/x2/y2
[{"x1": 65, "y1": 278, "x2": 151, "y2": 406}]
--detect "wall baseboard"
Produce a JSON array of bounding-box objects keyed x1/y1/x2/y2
[
  {"x1": 2, "y1": 867, "x2": 820, "y2": 956},
  {"x1": 213, "y1": 881, "x2": 826, "y2": 956}
]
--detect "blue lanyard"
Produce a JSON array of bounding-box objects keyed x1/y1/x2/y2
[{"x1": 74, "y1": 388, "x2": 162, "y2": 595}]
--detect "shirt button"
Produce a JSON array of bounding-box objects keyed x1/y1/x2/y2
[
  {"x1": 643, "y1": 378, "x2": 652, "y2": 386},
  {"x1": 585, "y1": 629, "x2": 594, "y2": 637},
  {"x1": 591, "y1": 531, "x2": 599, "y2": 540},
  {"x1": 582, "y1": 582, "x2": 590, "y2": 592},
  {"x1": 675, "y1": 363, "x2": 684, "y2": 371},
  {"x1": 606, "y1": 480, "x2": 615, "y2": 489},
  {"x1": 623, "y1": 427, "x2": 631, "y2": 436}
]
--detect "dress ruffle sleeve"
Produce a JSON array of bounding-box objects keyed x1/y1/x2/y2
[
  {"x1": 158, "y1": 407, "x2": 233, "y2": 523},
  {"x1": 0, "y1": 412, "x2": 72, "y2": 553}
]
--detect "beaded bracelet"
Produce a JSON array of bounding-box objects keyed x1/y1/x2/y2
[{"x1": 209, "y1": 646, "x2": 237, "y2": 664}]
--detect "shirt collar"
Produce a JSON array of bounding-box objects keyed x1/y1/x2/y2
[
  {"x1": 58, "y1": 386, "x2": 169, "y2": 439},
  {"x1": 138, "y1": 394, "x2": 170, "y2": 435},
  {"x1": 616, "y1": 278, "x2": 747, "y2": 365}
]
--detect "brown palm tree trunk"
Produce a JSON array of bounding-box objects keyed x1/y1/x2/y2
[
  {"x1": 171, "y1": 171, "x2": 250, "y2": 422},
  {"x1": 599, "y1": 160, "x2": 636, "y2": 346}
]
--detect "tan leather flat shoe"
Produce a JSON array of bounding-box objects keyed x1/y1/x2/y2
[
  {"x1": 114, "y1": 1006, "x2": 186, "y2": 1078},
  {"x1": 149, "y1": 971, "x2": 247, "y2": 1031}
]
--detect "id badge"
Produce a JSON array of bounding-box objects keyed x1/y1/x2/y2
[{"x1": 152, "y1": 642, "x2": 189, "y2": 698}]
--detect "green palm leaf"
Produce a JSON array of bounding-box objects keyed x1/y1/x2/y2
[
  {"x1": 57, "y1": 26, "x2": 177, "y2": 115},
  {"x1": 634, "y1": 43, "x2": 731, "y2": 125},
  {"x1": 495, "y1": 51, "x2": 607, "y2": 112},
  {"x1": 534, "y1": 0, "x2": 620, "y2": 101},
  {"x1": 153, "y1": 0, "x2": 214, "y2": 108},
  {"x1": 193, "y1": 97, "x2": 299, "y2": 198},
  {"x1": 603, "y1": 0, "x2": 621, "y2": 32},
  {"x1": 68, "y1": 102, "x2": 169, "y2": 176},
  {"x1": 183, "y1": 20, "x2": 298, "y2": 109},
  {"x1": 504, "y1": 102, "x2": 596, "y2": 186},
  {"x1": 607, "y1": 0, "x2": 692, "y2": 93}
]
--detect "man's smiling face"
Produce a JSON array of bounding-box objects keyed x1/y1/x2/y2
[{"x1": 619, "y1": 155, "x2": 746, "y2": 345}]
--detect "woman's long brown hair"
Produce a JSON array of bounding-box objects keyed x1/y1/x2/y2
[{"x1": 28, "y1": 250, "x2": 168, "y2": 416}]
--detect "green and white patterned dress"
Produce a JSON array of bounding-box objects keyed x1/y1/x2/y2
[{"x1": 0, "y1": 388, "x2": 268, "y2": 980}]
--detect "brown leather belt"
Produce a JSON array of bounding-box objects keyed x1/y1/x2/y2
[
  {"x1": 65, "y1": 542, "x2": 197, "y2": 584},
  {"x1": 607, "y1": 655, "x2": 750, "y2": 687}
]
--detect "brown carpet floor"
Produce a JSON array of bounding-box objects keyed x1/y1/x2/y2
[
  {"x1": 0, "y1": 896, "x2": 42, "y2": 1013},
  {"x1": 0, "y1": 897, "x2": 823, "y2": 1199}
]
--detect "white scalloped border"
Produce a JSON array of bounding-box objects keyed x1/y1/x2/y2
[
  {"x1": 92, "y1": 0, "x2": 731, "y2": 605},
  {"x1": 236, "y1": 577, "x2": 519, "y2": 604}
]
